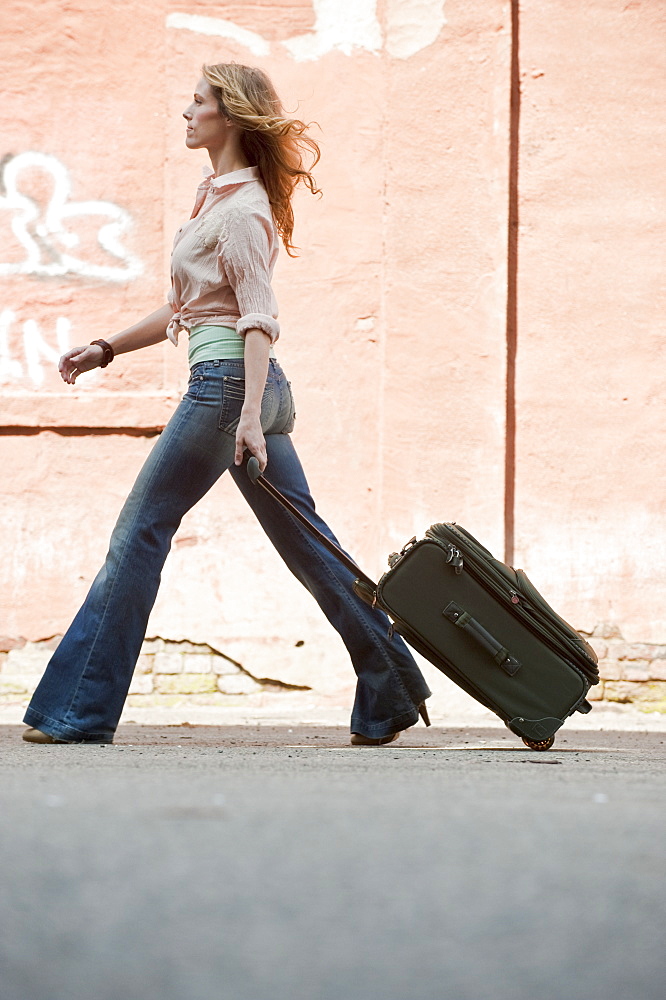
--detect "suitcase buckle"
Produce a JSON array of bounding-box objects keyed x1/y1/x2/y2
[{"x1": 448, "y1": 546, "x2": 463, "y2": 575}]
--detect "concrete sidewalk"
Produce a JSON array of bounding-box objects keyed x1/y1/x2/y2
[
  {"x1": 3, "y1": 721, "x2": 666, "y2": 751},
  {"x1": 2, "y1": 721, "x2": 666, "y2": 1000}
]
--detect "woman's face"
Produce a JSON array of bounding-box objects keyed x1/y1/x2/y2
[{"x1": 183, "y1": 78, "x2": 228, "y2": 151}]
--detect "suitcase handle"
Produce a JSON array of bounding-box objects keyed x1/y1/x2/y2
[
  {"x1": 246, "y1": 456, "x2": 377, "y2": 592},
  {"x1": 443, "y1": 602, "x2": 522, "y2": 676}
]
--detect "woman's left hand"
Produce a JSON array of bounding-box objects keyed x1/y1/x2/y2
[{"x1": 235, "y1": 411, "x2": 267, "y2": 472}]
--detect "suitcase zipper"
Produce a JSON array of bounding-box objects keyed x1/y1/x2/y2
[
  {"x1": 388, "y1": 535, "x2": 463, "y2": 574},
  {"x1": 430, "y1": 526, "x2": 598, "y2": 683}
]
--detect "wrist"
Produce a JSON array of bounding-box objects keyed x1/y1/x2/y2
[
  {"x1": 240, "y1": 403, "x2": 261, "y2": 420},
  {"x1": 90, "y1": 339, "x2": 114, "y2": 367}
]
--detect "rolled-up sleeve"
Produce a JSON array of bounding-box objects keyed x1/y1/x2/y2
[{"x1": 220, "y1": 208, "x2": 280, "y2": 344}]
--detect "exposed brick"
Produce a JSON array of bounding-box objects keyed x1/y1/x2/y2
[
  {"x1": 588, "y1": 639, "x2": 608, "y2": 660},
  {"x1": 217, "y1": 674, "x2": 262, "y2": 695},
  {"x1": 590, "y1": 622, "x2": 624, "y2": 640},
  {"x1": 128, "y1": 674, "x2": 154, "y2": 695},
  {"x1": 622, "y1": 665, "x2": 653, "y2": 683},
  {"x1": 604, "y1": 680, "x2": 666, "y2": 704},
  {"x1": 154, "y1": 674, "x2": 218, "y2": 695},
  {"x1": 142, "y1": 638, "x2": 167, "y2": 654},
  {"x1": 635, "y1": 682, "x2": 666, "y2": 703},
  {"x1": 586, "y1": 682, "x2": 605, "y2": 701},
  {"x1": 603, "y1": 681, "x2": 641, "y2": 703},
  {"x1": 182, "y1": 653, "x2": 214, "y2": 674},
  {"x1": 598, "y1": 660, "x2": 623, "y2": 681},
  {"x1": 212, "y1": 657, "x2": 243, "y2": 676},
  {"x1": 647, "y1": 662, "x2": 666, "y2": 681},
  {"x1": 153, "y1": 652, "x2": 183, "y2": 674},
  {"x1": 613, "y1": 643, "x2": 666, "y2": 661},
  {"x1": 0, "y1": 675, "x2": 32, "y2": 695},
  {"x1": 135, "y1": 654, "x2": 155, "y2": 675},
  {"x1": 6, "y1": 645, "x2": 51, "y2": 674}
]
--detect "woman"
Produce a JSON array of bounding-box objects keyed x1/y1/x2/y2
[{"x1": 23, "y1": 63, "x2": 431, "y2": 746}]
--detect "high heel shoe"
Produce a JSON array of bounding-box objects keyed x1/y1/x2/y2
[{"x1": 350, "y1": 701, "x2": 431, "y2": 746}]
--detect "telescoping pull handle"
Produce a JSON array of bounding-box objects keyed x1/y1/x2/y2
[
  {"x1": 246, "y1": 456, "x2": 263, "y2": 484},
  {"x1": 246, "y1": 456, "x2": 377, "y2": 593},
  {"x1": 443, "y1": 602, "x2": 521, "y2": 676}
]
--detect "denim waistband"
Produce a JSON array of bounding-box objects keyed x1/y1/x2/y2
[{"x1": 190, "y1": 358, "x2": 283, "y2": 377}]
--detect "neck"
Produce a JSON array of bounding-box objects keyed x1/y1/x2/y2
[{"x1": 208, "y1": 147, "x2": 251, "y2": 178}]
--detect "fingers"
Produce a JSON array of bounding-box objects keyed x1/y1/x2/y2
[
  {"x1": 58, "y1": 345, "x2": 104, "y2": 384},
  {"x1": 234, "y1": 430, "x2": 267, "y2": 472},
  {"x1": 59, "y1": 348, "x2": 86, "y2": 376},
  {"x1": 234, "y1": 444, "x2": 267, "y2": 472},
  {"x1": 60, "y1": 359, "x2": 82, "y2": 384}
]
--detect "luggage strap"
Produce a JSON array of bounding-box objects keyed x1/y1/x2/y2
[{"x1": 443, "y1": 602, "x2": 522, "y2": 676}]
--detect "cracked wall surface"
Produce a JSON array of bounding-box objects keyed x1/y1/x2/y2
[
  {"x1": 4, "y1": 626, "x2": 666, "y2": 712},
  {"x1": 0, "y1": 635, "x2": 311, "y2": 709}
]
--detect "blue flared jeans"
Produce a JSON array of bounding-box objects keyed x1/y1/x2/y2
[{"x1": 24, "y1": 359, "x2": 431, "y2": 743}]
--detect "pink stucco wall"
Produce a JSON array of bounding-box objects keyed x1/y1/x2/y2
[
  {"x1": 1, "y1": 1, "x2": 664, "y2": 695},
  {"x1": 515, "y1": 0, "x2": 666, "y2": 642}
]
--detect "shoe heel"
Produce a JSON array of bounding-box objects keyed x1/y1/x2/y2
[{"x1": 418, "y1": 702, "x2": 431, "y2": 727}]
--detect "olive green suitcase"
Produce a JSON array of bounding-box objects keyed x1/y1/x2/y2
[
  {"x1": 247, "y1": 459, "x2": 599, "y2": 750},
  {"x1": 364, "y1": 524, "x2": 599, "y2": 749}
]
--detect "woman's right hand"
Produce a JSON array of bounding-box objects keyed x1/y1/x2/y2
[{"x1": 58, "y1": 344, "x2": 105, "y2": 385}]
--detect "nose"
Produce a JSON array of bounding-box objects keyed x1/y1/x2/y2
[{"x1": 183, "y1": 109, "x2": 192, "y2": 121}]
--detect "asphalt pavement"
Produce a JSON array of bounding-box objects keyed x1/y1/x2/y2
[{"x1": 1, "y1": 723, "x2": 665, "y2": 1000}]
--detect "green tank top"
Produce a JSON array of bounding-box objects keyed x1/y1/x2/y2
[{"x1": 188, "y1": 324, "x2": 276, "y2": 366}]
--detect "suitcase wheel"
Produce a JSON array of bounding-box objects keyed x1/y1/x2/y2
[{"x1": 522, "y1": 736, "x2": 555, "y2": 751}]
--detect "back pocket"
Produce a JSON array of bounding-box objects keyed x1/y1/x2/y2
[{"x1": 218, "y1": 375, "x2": 277, "y2": 434}]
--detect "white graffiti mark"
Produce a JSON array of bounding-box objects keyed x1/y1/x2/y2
[
  {"x1": 283, "y1": 0, "x2": 382, "y2": 61},
  {"x1": 0, "y1": 308, "x2": 71, "y2": 387},
  {"x1": 385, "y1": 0, "x2": 447, "y2": 60},
  {"x1": 166, "y1": 13, "x2": 270, "y2": 56},
  {"x1": 0, "y1": 152, "x2": 143, "y2": 282},
  {"x1": 167, "y1": 0, "x2": 447, "y2": 62},
  {"x1": 24, "y1": 317, "x2": 71, "y2": 387}
]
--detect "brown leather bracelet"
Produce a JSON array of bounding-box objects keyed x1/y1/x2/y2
[{"x1": 90, "y1": 339, "x2": 114, "y2": 368}]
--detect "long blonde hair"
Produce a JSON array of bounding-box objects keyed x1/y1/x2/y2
[{"x1": 202, "y1": 63, "x2": 320, "y2": 256}]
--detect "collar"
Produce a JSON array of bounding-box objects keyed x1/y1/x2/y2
[{"x1": 202, "y1": 165, "x2": 260, "y2": 190}]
